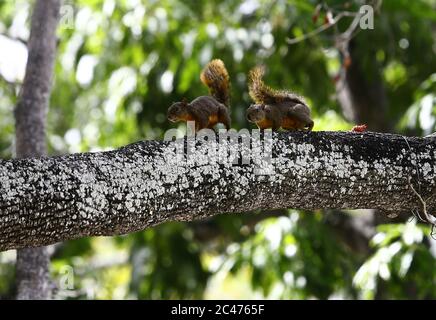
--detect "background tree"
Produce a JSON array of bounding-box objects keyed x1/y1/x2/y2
[
  {"x1": 13, "y1": 0, "x2": 60, "y2": 299},
  {"x1": 0, "y1": 0, "x2": 435, "y2": 299}
]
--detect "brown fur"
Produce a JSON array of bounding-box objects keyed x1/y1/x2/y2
[
  {"x1": 168, "y1": 59, "x2": 231, "y2": 132},
  {"x1": 247, "y1": 66, "x2": 314, "y2": 131}
]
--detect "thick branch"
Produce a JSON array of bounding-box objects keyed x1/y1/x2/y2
[{"x1": 0, "y1": 131, "x2": 435, "y2": 251}]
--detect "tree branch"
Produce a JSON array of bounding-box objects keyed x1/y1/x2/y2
[{"x1": 0, "y1": 131, "x2": 435, "y2": 251}]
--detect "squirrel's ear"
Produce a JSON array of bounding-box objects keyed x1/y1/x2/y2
[{"x1": 181, "y1": 97, "x2": 188, "y2": 105}]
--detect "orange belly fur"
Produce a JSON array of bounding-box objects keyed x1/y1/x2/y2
[
  {"x1": 256, "y1": 118, "x2": 273, "y2": 129},
  {"x1": 281, "y1": 116, "x2": 302, "y2": 130},
  {"x1": 208, "y1": 114, "x2": 219, "y2": 126},
  {"x1": 178, "y1": 114, "x2": 195, "y2": 121}
]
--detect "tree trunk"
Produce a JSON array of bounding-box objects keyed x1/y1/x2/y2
[
  {"x1": 0, "y1": 131, "x2": 434, "y2": 251},
  {"x1": 14, "y1": 0, "x2": 60, "y2": 300},
  {"x1": 336, "y1": 39, "x2": 391, "y2": 133}
]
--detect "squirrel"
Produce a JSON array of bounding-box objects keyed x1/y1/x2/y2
[
  {"x1": 167, "y1": 59, "x2": 231, "y2": 132},
  {"x1": 246, "y1": 66, "x2": 314, "y2": 131}
]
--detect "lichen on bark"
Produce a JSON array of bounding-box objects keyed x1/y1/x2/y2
[{"x1": 0, "y1": 131, "x2": 435, "y2": 251}]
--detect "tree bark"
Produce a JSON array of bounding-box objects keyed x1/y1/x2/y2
[
  {"x1": 0, "y1": 131, "x2": 435, "y2": 251},
  {"x1": 14, "y1": 0, "x2": 60, "y2": 300}
]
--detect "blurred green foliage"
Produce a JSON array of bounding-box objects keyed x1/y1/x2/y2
[{"x1": 0, "y1": 0, "x2": 435, "y2": 299}]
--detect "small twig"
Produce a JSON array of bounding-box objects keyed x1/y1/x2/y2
[
  {"x1": 401, "y1": 136, "x2": 436, "y2": 228},
  {"x1": 408, "y1": 176, "x2": 436, "y2": 226},
  {"x1": 286, "y1": 11, "x2": 357, "y2": 45},
  {"x1": 0, "y1": 75, "x2": 21, "y2": 87},
  {"x1": 424, "y1": 132, "x2": 436, "y2": 139},
  {"x1": 333, "y1": 66, "x2": 348, "y2": 94},
  {"x1": 338, "y1": 10, "x2": 362, "y2": 41},
  {"x1": 410, "y1": 209, "x2": 422, "y2": 223},
  {"x1": 0, "y1": 75, "x2": 21, "y2": 99},
  {"x1": 0, "y1": 32, "x2": 28, "y2": 46},
  {"x1": 415, "y1": 209, "x2": 426, "y2": 223}
]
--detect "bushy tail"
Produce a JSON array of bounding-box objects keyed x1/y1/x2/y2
[
  {"x1": 249, "y1": 66, "x2": 309, "y2": 108},
  {"x1": 200, "y1": 59, "x2": 230, "y2": 107},
  {"x1": 248, "y1": 66, "x2": 280, "y2": 105}
]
